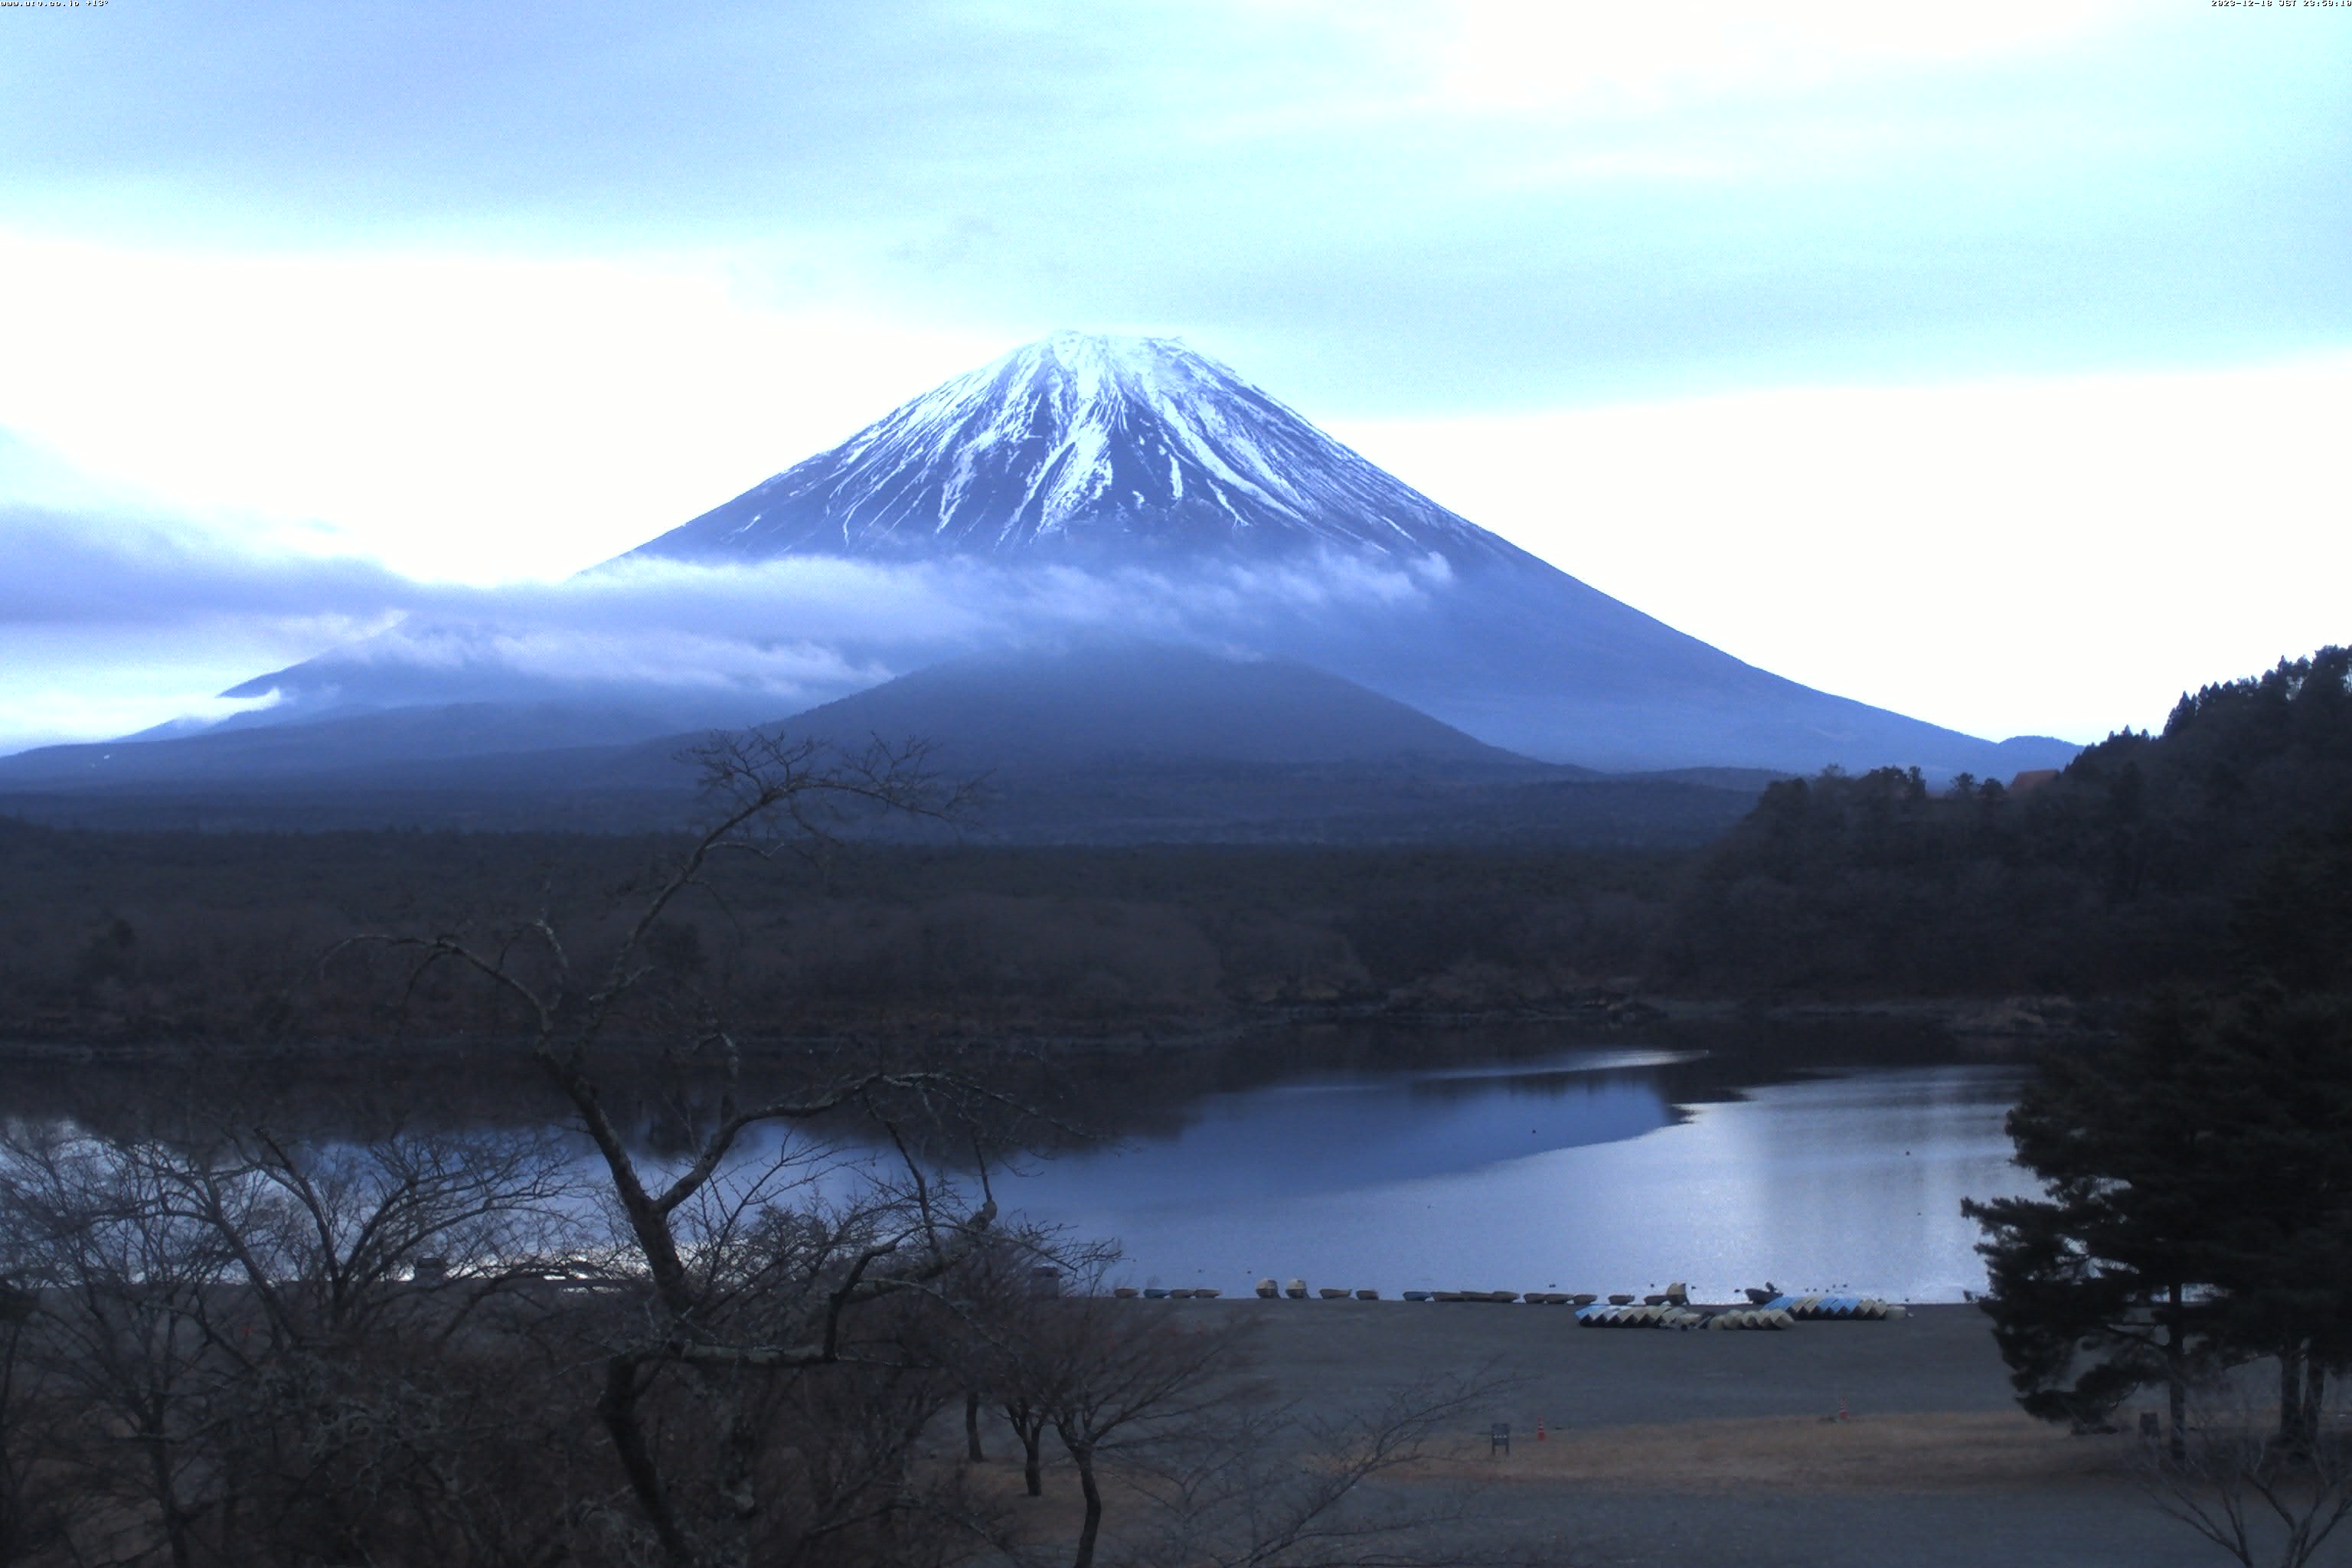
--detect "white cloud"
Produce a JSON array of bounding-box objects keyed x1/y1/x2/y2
[
  {"x1": 0, "y1": 684, "x2": 280, "y2": 756},
  {"x1": 0, "y1": 620, "x2": 305, "y2": 754},
  {"x1": 0, "y1": 514, "x2": 1458, "y2": 753}
]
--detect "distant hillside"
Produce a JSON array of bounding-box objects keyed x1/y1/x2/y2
[
  {"x1": 632, "y1": 643, "x2": 1543, "y2": 776},
  {"x1": 0, "y1": 702, "x2": 686, "y2": 789},
  {"x1": 0, "y1": 645, "x2": 1769, "y2": 846}
]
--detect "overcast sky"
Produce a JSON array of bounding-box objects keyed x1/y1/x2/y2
[{"x1": 2, "y1": 0, "x2": 2347, "y2": 753}]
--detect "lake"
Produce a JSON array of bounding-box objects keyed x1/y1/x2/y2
[
  {"x1": 986, "y1": 1029, "x2": 2036, "y2": 1303},
  {"x1": 0, "y1": 1021, "x2": 2038, "y2": 1302}
]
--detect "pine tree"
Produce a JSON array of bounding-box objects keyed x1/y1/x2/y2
[
  {"x1": 1965, "y1": 998, "x2": 2230, "y2": 1453},
  {"x1": 1968, "y1": 988, "x2": 2352, "y2": 1455}
]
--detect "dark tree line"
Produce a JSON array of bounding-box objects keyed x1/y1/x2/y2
[
  {"x1": 1949, "y1": 652, "x2": 2352, "y2": 1566},
  {"x1": 8, "y1": 648, "x2": 2346, "y2": 1036},
  {"x1": 1955, "y1": 654, "x2": 2352, "y2": 1566},
  {"x1": 0, "y1": 818, "x2": 1671, "y2": 1044},
  {"x1": 1673, "y1": 646, "x2": 2352, "y2": 998}
]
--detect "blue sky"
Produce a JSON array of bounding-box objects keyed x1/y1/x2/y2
[{"x1": 1, "y1": 0, "x2": 2347, "y2": 750}]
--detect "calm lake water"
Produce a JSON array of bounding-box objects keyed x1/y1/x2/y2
[
  {"x1": 987, "y1": 1038, "x2": 2035, "y2": 1304},
  {"x1": 2, "y1": 1022, "x2": 2037, "y2": 1304}
]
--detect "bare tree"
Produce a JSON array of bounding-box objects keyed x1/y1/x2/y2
[
  {"x1": 158, "y1": 1124, "x2": 581, "y2": 1344},
  {"x1": 2138, "y1": 1376, "x2": 2352, "y2": 1568},
  {"x1": 0, "y1": 1127, "x2": 244, "y2": 1568},
  {"x1": 328, "y1": 734, "x2": 1037, "y2": 1568},
  {"x1": 160, "y1": 1123, "x2": 587, "y2": 1568},
  {"x1": 978, "y1": 1291, "x2": 1517, "y2": 1568},
  {"x1": 1122, "y1": 1373, "x2": 1511, "y2": 1568},
  {"x1": 1021, "y1": 1296, "x2": 1258, "y2": 1568},
  {"x1": 999, "y1": 1380, "x2": 1056, "y2": 1501},
  {"x1": 0, "y1": 1280, "x2": 68, "y2": 1566},
  {"x1": 0, "y1": 1111, "x2": 593, "y2": 1568},
  {"x1": 934, "y1": 1226, "x2": 1118, "y2": 1502}
]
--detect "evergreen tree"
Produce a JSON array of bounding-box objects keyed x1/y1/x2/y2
[
  {"x1": 2191, "y1": 989, "x2": 2352, "y2": 1452},
  {"x1": 1968, "y1": 988, "x2": 2352, "y2": 1455},
  {"x1": 1965, "y1": 998, "x2": 2230, "y2": 1453}
]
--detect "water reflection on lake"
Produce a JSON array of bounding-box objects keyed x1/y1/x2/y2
[
  {"x1": 990, "y1": 1047, "x2": 2033, "y2": 1304},
  {"x1": 0, "y1": 1022, "x2": 2036, "y2": 1303}
]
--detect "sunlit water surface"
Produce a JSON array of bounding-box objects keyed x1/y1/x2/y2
[
  {"x1": 983, "y1": 1049, "x2": 2033, "y2": 1303},
  {"x1": 5, "y1": 1028, "x2": 2034, "y2": 1305}
]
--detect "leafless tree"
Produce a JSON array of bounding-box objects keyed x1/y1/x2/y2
[
  {"x1": 0, "y1": 1280, "x2": 69, "y2": 1566},
  {"x1": 325, "y1": 734, "x2": 1043, "y2": 1568},
  {"x1": 1012, "y1": 1295, "x2": 1259, "y2": 1568},
  {"x1": 0, "y1": 1126, "x2": 246, "y2": 1568},
  {"x1": 977, "y1": 1289, "x2": 1517, "y2": 1568},
  {"x1": 157, "y1": 1124, "x2": 583, "y2": 1344},
  {"x1": 928, "y1": 1230, "x2": 1108, "y2": 1504},
  {"x1": 1120, "y1": 1373, "x2": 1512, "y2": 1568},
  {"x1": 162, "y1": 1123, "x2": 586, "y2": 1568},
  {"x1": 0, "y1": 1111, "x2": 593, "y2": 1568},
  {"x1": 997, "y1": 1372, "x2": 1057, "y2": 1501},
  {"x1": 2137, "y1": 1376, "x2": 2352, "y2": 1568}
]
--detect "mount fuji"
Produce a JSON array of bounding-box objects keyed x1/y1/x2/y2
[
  {"x1": 616, "y1": 331, "x2": 2068, "y2": 776},
  {"x1": 626, "y1": 332, "x2": 1524, "y2": 567},
  {"x1": 0, "y1": 332, "x2": 2075, "y2": 830}
]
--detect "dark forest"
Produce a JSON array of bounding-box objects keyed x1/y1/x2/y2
[{"x1": 2, "y1": 648, "x2": 2345, "y2": 1050}]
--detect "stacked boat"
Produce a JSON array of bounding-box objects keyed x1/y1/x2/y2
[
  {"x1": 1573, "y1": 1294, "x2": 1906, "y2": 1328},
  {"x1": 1759, "y1": 1294, "x2": 1906, "y2": 1321},
  {"x1": 1105, "y1": 1282, "x2": 1913, "y2": 1319},
  {"x1": 1575, "y1": 1302, "x2": 1716, "y2": 1329},
  {"x1": 1697, "y1": 1307, "x2": 1795, "y2": 1331}
]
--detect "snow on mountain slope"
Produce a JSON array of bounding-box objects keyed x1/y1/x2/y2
[
  {"x1": 91, "y1": 331, "x2": 2076, "y2": 789},
  {"x1": 627, "y1": 332, "x2": 1526, "y2": 566},
  {"x1": 610, "y1": 330, "x2": 2076, "y2": 776}
]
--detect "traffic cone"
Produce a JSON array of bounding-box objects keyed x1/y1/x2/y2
[
  {"x1": 1537, "y1": 1420, "x2": 1547, "y2": 1442},
  {"x1": 1836, "y1": 1396, "x2": 1849, "y2": 1422}
]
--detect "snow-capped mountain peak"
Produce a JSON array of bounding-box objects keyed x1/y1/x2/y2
[
  {"x1": 76, "y1": 332, "x2": 2082, "y2": 787},
  {"x1": 628, "y1": 332, "x2": 1524, "y2": 565}
]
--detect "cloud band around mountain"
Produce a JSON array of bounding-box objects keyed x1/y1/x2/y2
[{"x1": 0, "y1": 501, "x2": 1459, "y2": 748}]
